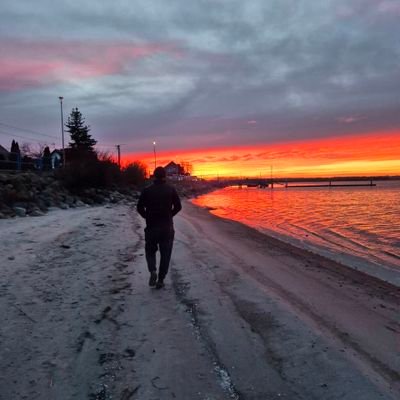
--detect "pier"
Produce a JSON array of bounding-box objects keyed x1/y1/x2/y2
[
  {"x1": 284, "y1": 181, "x2": 376, "y2": 188},
  {"x1": 235, "y1": 178, "x2": 376, "y2": 189}
]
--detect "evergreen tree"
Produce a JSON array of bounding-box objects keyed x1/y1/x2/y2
[
  {"x1": 66, "y1": 108, "x2": 97, "y2": 152},
  {"x1": 10, "y1": 140, "x2": 21, "y2": 169},
  {"x1": 10, "y1": 139, "x2": 20, "y2": 155},
  {"x1": 43, "y1": 146, "x2": 52, "y2": 170}
]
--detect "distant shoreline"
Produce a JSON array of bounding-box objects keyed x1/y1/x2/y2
[{"x1": 197, "y1": 175, "x2": 400, "y2": 182}]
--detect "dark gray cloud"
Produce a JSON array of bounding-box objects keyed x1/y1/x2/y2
[{"x1": 0, "y1": 0, "x2": 399, "y2": 153}]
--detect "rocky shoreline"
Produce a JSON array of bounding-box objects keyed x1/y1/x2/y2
[
  {"x1": 0, "y1": 171, "x2": 225, "y2": 219},
  {"x1": 0, "y1": 171, "x2": 139, "y2": 219}
]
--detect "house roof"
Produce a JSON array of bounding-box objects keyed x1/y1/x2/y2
[
  {"x1": 0, "y1": 144, "x2": 10, "y2": 155},
  {"x1": 164, "y1": 161, "x2": 179, "y2": 169},
  {"x1": 50, "y1": 149, "x2": 62, "y2": 155}
]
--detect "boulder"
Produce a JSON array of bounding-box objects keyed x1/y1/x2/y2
[
  {"x1": 13, "y1": 206, "x2": 26, "y2": 217},
  {"x1": 30, "y1": 209, "x2": 45, "y2": 217},
  {"x1": 37, "y1": 199, "x2": 48, "y2": 211},
  {"x1": 0, "y1": 174, "x2": 8, "y2": 184},
  {"x1": 64, "y1": 195, "x2": 75, "y2": 206},
  {"x1": 93, "y1": 194, "x2": 105, "y2": 204},
  {"x1": 0, "y1": 205, "x2": 15, "y2": 217}
]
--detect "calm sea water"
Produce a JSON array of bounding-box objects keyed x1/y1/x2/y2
[{"x1": 193, "y1": 181, "x2": 400, "y2": 285}]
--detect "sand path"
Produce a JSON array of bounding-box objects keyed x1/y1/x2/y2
[{"x1": 0, "y1": 202, "x2": 398, "y2": 399}]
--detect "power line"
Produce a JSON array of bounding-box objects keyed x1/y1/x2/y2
[
  {"x1": 0, "y1": 121, "x2": 58, "y2": 140},
  {"x1": 0, "y1": 122, "x2": 126, "y2": 157},
  {"x1": 0, "y1": 128, "x2": 55, "y2": 145},
  {"x1": 0, "y1": 130, "x2": 120, "y2": 154},
  {"x1": 95, "y1": 144, "x2": 118, "y2": 149}
]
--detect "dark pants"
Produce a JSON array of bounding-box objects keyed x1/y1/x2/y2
[{"x1": 144, "y1": 226, "x2": 175, "y2": 280}]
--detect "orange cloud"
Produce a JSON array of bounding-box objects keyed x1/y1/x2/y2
[{"x1": 124, "y1": 131, "x2": 400, "y2": 178}]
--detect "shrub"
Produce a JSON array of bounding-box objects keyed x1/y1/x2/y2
[
  {"x1": 122, "y1": 161, "x2": 147, "y2": 186},
  {"x1": 56, "y1": 157, "x2": 121, "y2": 192}
]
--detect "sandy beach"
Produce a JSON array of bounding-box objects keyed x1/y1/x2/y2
[{"x1": 0, "y1": 201, "x2": 399, "y2": 400}]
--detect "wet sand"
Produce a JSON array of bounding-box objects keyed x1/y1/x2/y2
[{"x1": 0, "y1": 201, "x2": 399, "y2": 399}]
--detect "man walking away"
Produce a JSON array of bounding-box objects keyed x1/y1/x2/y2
[{"x1": 137, "y1": 167, "x2": 182, "y2": 289}]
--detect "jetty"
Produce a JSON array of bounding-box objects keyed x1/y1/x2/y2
[
  {"x1": 283, "y1": 179, "x2": 376, "y2": 188},
  {"x1": 235, "y1": 178, "x2": 376, "y2": 189}
]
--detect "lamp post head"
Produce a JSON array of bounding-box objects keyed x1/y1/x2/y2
[
  {"x1": 153, "y1": 141, "x2": 156, "y2": 146},
  {"x1": 59, "y1": 96, "x2": 63, "y2": 101}
]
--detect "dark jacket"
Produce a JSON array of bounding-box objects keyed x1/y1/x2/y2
[{"x1": 137, "y1": 180, "x2": 182, "y2": 228}]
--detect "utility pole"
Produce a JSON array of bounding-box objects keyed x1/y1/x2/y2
[
  {"x1": 115, "y1": 144, "x2": 126, "y2": 169},
  {"x1": 59, "y1": 96, "x2": 65, "y2": 167},
  {"x1": 116, "y1": 144, "x2": 121, "y2": 169},
  {"x1": 153, "y1": 141, "x2": 157, "y2": 170}
]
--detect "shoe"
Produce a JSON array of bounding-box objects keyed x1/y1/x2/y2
[
  {"x1": 155, "y1": 280, "x2": 164, "y2": 289},
  {"x1": 149, "y1": 272, "x2": 157, "y2": 287}
]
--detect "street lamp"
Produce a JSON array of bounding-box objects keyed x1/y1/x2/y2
[
  {"x1": 153, "y1": 141, "x2": 157, "y2": 170},
  {"x1": 58, "y1": 96, "x2": 65, "y2": 167}
]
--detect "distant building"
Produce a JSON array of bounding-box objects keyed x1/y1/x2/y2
[
  {"x1": 0, "y1": 144, "x2": 10, "y2": 169},
  {"x1": 163, "y1": 161, "x2": 194, "y2": 181},
  {"x1": 0, "y1": 144, "x2": 10, "y2": 159},
  {"x1": 164, "y1": 161, "x2": 185, "y2": 177},
  {"x1": 50, "y1": 150, "x2": 63, "y2": 169}
]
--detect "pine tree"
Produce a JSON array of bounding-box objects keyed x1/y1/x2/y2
[
  {"x1": 10, "y1": 140, "x2": 21, "y2": 169},
  {"x1": 43, "y1": 146, "x2": 52, "y2": 170},
  {"x1": 10, "y1": 139, "x2": 20, "y2": 155},
  {"x1": 66, "y1": 108, "x2": 97, "y2": 152}
]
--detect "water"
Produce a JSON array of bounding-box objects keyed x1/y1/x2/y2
[{"x1": 193, "y1": 180, "x2": 400, "y2": 286}]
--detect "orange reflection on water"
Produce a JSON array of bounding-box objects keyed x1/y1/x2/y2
[{"x1": 193, "y1": 182, "x2": 400, "y2": 274}]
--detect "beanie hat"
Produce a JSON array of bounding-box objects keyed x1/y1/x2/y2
[{"x1": 154, "y1": 166, "x2": 166, "y2": 180}]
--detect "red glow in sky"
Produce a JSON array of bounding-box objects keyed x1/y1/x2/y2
[{"x1": 125, "y1": 131, "x2": 400, "y2": 178}]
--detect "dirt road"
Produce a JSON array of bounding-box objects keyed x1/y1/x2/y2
[{"x1": 0, "y1": 202, "x2": 398, "y2": 399}]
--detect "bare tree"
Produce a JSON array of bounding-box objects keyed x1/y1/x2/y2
[
  {"x1": 21, "y1": 142, "x2": 47, "y2": 158},
  {"x1": 180, "y1": 161, "x2": 193, "y2": 175}
]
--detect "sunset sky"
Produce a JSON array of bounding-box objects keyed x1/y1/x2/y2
[{"x1": 1, "y1": 0, "x2": 399, "y2": 177}]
